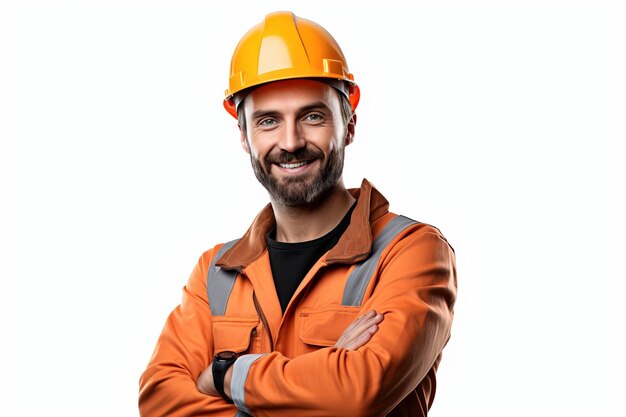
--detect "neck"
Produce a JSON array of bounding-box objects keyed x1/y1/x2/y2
[{"x1": 271, "y1": 182, "x2": 355, "y2": 243}]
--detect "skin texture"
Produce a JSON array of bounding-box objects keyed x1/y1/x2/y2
[
  {"x1": 240, "y1": 79, "x2": 357, "y2": 243},
  {"x1": 196, "y1": 79, "x2": 381, "y2": 399},
  {"x1": 333, "y1": 310, "x2": 385, "y2": 351}
]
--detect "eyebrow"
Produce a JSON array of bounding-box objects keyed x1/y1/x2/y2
[
  {"x1": 297, "y1": 102, "x2": 332, "y2": 116},
  {"x1": 250, "y1": 101, "x2": 332, "y2": 121},
  {"x1": 250, "y1": 109, "x2": 280, "y2": 122}
]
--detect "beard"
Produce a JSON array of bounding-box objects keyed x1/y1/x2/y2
[{"x1": 250, "y1": 144, "x2": 345, "y2": 208}]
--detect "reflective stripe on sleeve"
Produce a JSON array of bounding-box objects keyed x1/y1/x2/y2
[
  {"x1": 231, "y1": 353, "x2": 266, "y2": 415},
  {"x1": 342, "y1": 215, "x2": 417, "y2": 306},
  {"x1": 206, "y1": 239, "x2": 239, "y2": 315}
]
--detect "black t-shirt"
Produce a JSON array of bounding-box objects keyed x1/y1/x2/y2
[{"x1": 266, "y1": 203, "x2": 356, "y2": 313}]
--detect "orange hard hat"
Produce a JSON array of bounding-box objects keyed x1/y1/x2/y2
[{"x1": 224, "y1": 11, "x2": 360, "y2": 119}]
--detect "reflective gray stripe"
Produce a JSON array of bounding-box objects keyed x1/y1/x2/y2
[
  {"x1": 207, "y1": 239, "x2": 239, "y2": 315},
  {"x1": 232, "y1": 353, "x2": 266, "y2": 415},
  {"x1": 342, "y1": 216, "x2": 417, "y2": 306},
  {"x1": 234, "y1": 412, "x2": 252, "y2": 417}
]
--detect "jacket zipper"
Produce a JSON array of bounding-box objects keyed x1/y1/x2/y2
[{"x1": 253, "y1": 292, "x2": 274, "y2": 352}]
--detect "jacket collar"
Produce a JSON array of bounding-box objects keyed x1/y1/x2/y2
[{"x1": 216, "y1": 178, "x2": 389, "y2": 270}]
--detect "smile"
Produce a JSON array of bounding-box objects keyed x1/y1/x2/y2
[{"x1": 278, "y1": 161, "x2": 309, "y2": 169}]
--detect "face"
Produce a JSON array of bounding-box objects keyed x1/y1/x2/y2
[{"x1": 239, "y1": 79, "x2": 355, "y2": 207}]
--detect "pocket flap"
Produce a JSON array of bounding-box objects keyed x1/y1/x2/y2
[
  {"x1": 211, "y1": 316, "x2": 259, "y2": 353},
  {"x1": 299, "y1": 306, "x2": 360, "y2": 347}
]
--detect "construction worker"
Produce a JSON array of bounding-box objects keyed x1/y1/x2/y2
[{"x1": 139, "y1": 11, "x2": 457, "y2": 417}]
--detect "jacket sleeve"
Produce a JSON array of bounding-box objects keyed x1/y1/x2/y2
[
  {"x1": 231, "y1": 226, "x2": 457, "y2": 417},
  {"x1": 138, "y1": 248, "x2": 235, "y2": 417}
]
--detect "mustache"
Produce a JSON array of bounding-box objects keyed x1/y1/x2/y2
[{"x1": 265, "y1": 147, "x2": 324, "y2": 164}]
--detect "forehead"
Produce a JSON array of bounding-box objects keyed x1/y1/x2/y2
[{"x1": 242, "y1": 79, "x2": 339, "y2": 114}]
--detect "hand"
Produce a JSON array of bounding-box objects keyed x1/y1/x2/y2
[
  {"x1": 197, "y1": 310, "x2": 383, "y2": 395},
  {"x1": 334, "y1": 310, "x2": 384, "y2": 350},
  {"x1": 197, "y1": 362, "x2": 233, "y2": 398},
  {"x1": 197, "y1": 362, "x2": 218, "y2": 396}
]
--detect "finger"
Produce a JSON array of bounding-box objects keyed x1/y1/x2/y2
[
  {"x1": 343, "y1": 324, "x2": 379, "y2": 350},
  {"x1": 358, "y1": 310, "x2": 377, "y2": 320},
  {"x1": 334, "y1": 311, "x2": 383, "y2": 349},
  {"x1": 338, "y1": 315, "x2": 383, "y2": 349},
  {"x1": 338, "y1": 310, "x2": 376, "y2": 339},
  {"x1": 345, "y1": 313, "x2": 383, "y2": 340},
  {"x1": 345, "y1": 326, "x2": 377, "y2": 350},
  {"x1": 349, "y1": 310, "x2": 376, "y2": 329}
]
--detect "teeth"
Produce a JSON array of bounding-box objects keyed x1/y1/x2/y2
[{"x1": 279, "y1": 161, "x2": 308, "y2": 169}]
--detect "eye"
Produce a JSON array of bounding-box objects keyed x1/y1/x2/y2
[
  {"x1": 304, "y1": 113, "x2": 324, "y2": 123},
  {"x1": 258, "y1": 118, "x2": 278, "y2": 128}
]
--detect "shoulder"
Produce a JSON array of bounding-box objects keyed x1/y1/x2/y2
[
  {"x1": 183, "y1": 240, "x2": 239, "y2": 295},
  {"x1": 409, "y1": 222, "x2": 454, "y2": 253},
  {"x1": 376, "y1": 215, "x2": 456, "y2": 285},
  {"x1": 377, "y1": 215, "x2": 457, "y2": 290},
  {"x1": 377, "y1": 213, "x2": 454, "y2": 253}
]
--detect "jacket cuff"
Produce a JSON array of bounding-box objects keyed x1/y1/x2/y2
[{"x1": 231, "y1": 353, "x2": 266, "y2": 415}]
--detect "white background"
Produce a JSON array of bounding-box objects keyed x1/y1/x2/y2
[{"x1": 1, "y1": 0, "x2": 625, "y2": 415}]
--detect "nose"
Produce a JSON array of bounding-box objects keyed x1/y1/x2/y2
[{"x1": 278, "y1": 119, "x2": 306, "y2": 153}]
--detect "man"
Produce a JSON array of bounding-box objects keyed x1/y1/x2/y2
[{"x1": 139, "y1": 11, "x2": 456, "y2": 417}]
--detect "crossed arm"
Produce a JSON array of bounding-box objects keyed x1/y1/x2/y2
[
  {"x1": 196, "y1": 310, "x2": 385, "y2": 397},
  {"x1": 140, "y1": 228, "x2": 456, "y2": 417}
]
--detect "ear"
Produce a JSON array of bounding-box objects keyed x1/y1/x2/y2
[
  {"x1": 344, "y1": 113, "x2": 357, "y2": 146},
  {"x1": 239, "y1": 124, "x2": 251, "y2": 154}
]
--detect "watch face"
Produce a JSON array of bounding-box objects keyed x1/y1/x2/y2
[{"x1": 217, "y1": 351, "x2": 237, "y2": 360}]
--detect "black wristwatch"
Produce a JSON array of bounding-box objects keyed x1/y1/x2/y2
[{"x1": 212, "y1": 351, "x2": 238, "y2": 402}]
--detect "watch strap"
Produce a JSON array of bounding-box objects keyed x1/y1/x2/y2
[{"x1": 212, "y1": 352, "x2": 237, "y2": 403}]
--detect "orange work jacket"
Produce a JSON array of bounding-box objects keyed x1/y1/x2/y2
[{"x1": 139, "y1": 179, "x2": 457, "y2": 417}]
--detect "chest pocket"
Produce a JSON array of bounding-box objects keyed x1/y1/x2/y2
[
  {"x1": 207, "y1": 240, "x2": 264, "y2": 354},
  {"x1": 211, "y1": 316, "x2": 260, "y2": 354},
  {"x1": 299, "y1": 306, "x2": 360, "y2": 350}
]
